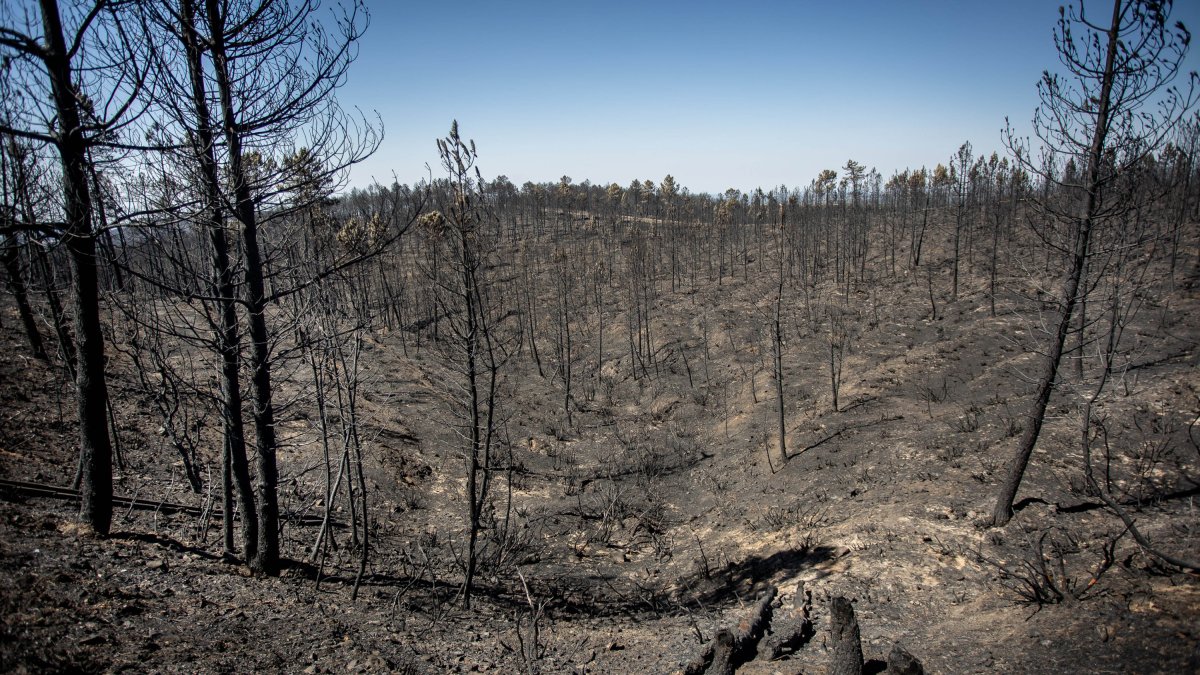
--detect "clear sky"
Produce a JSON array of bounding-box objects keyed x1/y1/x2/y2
[{"x1": 338, "y1": 0, "x2": 1200, "y2": 196}]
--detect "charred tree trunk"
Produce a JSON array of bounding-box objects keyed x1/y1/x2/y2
[
  {"x1": 462, "y1": 226, "x2": 482, "y2": 609},
  {"x1": 683, "y1": 586, "x2": 777, "y2": 675},
  {"x1": 829, "y1": 596, "x2": 864, "y2": 675},
  {"x1": 1, "y1": 233, "x2": 47, "y2": 361},
  {"x1": 32, "y1": 243, "x2": 74, "y2": 372},
  {"x1": 991, "y1": 0, "x2": 1121, "y2": 527},
  {"x1": 180, "y1": 0, "x2": 258, "y2": 563},
  {"x1": 772, "y1": 214, "x2": 786, "y2": 469},
  {"x1": 206, "y1": 0, "x2": 280, "y2": 573},
  {"x1": 40, "y1": 0, "x2": 113, "y2": 535},
  {"x1": 887, "y1": 644, "x2": 925, "y2": 675}
]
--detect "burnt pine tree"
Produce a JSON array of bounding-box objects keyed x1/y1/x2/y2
[
  {"x1": 0, "y1": 0, "x2": 151, "y2": 534},
  {"x1": 154, "y1": 0, "x2": 261, "y2": 562},
  {"x1": 771, "y1": 203, "x2": 787, "y2": 471},
  {"x1": 426, "y1": 122, "x2": 509, "y2": 609},
  {"x1": 991, "y1": 0, "x2": 1197, "y2": 526},
  {"x1": 189, "y1": 0, "x2": 376, "y2": 574}
]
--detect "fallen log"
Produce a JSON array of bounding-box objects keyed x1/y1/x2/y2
[
  {"x1": 681, "y1": 585, "x2": 777, "y2": 675},
  {"x1": 759, "y1": 583, "x2": 814, "y2": 661},
  {"x1": 0, "y1": 477, "x2": 333, "y2": 527}
]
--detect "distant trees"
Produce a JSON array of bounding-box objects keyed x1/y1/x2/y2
[
  {"x1": 991, "y1": 0, "x2": 1197, "y2": 526},
  {"x1": 0, "y1": 140, "x2": 48, "y2": 362},
  {"x1": 552, "y1": 248, "x2": 578, "y2": 425},
  {"x1": 977, "y1": 152, "x2": 1026, "y2": 316},
  {"x1": 605, "y1": 182, "x2": 622, "y2": 224},
  {"x1": 840, "y1": 159, "x2": 868, "y2": 290},
  {"x1": 825, "y1": 301, "x2": 855, "y2": 413},
  {"x1": 950, "y1": 142, "x2": 973, "y2": 302},
  {"x1": 906, "y1": 168, "x2": 930, "y2": 269}
]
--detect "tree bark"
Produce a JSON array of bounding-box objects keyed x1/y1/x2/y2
[{"x1": 708, "y1": 631, "x2": 735, "y2": 675}]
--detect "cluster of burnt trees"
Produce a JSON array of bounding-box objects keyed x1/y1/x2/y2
[
  {"x1": 1, "y1": 0, "x2": 1198, "y2": 601},
  {"x1": 0, "y1": 0, "x2": 412, "y2": 579}
]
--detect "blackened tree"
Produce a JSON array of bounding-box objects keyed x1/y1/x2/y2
[
  {"x1": 991, "y1": 0, "x2": 1197, "y2": 526},
  {"x1": 0, "y1": 0, "x2": 153, "y2": 534}
]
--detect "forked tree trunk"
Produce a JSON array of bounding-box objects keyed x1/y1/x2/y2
[
  {"x1": 206, "y1": 0, "x2": 280, "y2": 574},
  {"x1": 180, "y1": 0, "x2": 258, "y2": 562}
]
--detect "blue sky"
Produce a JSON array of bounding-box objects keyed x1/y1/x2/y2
[{"x1": 339, "y1": 1, "x2": 1200, "y2": 195}]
